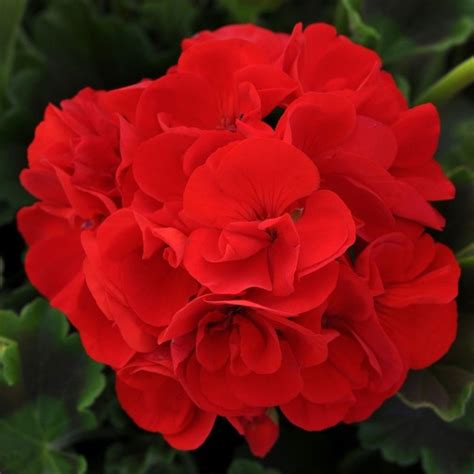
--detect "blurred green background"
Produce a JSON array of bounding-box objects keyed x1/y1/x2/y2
[{"x1": 0, "y1": 1, "x2": 473, "y2": 473}]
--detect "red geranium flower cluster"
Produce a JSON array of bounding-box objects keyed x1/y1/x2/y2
[{"x1": 18, "y1": 23, "x2": 460, "y2": 456}]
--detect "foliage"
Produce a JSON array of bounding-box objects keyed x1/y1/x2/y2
[{"x1": 0, "y1": 299, "x2": 105, "y2": 473}]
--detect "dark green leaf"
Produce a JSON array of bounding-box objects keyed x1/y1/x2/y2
[
  {"x1": 339, "y1": 448, "x2": 420, "y2": 474},
  {"x1": 0, "y1": 143, "x2": 33, "y2": 225},
  {"x1": 336, "y1": 0, "x2": 380, "y2": 48},
  {"x1": 32, "y1": 0, "x2": 160, "y2": 97},
  {"x1": 218, "y1": 0, "x2": 282, "y2": 23},
  {"x1": 0, "y1": 299, "x2": 105, "y2": 473},
  {"x1": 228, "y1": 458, "x2": 280, "y2": 474},
  {"x1": 443, "y1": 118, "x2": 474, "y2": 184},
  {"x1": 105, "y1": 437, "x2": 198, "y2": 474},
  {"x1": 398, "y1": 314, "x2": 474, "y2": 421},
  {"x1": 358, "y1": 396, "x2": 474, "y2": 474},
  {"x1": 140, "y1": 0, "x2": 198, "y2": 45},
  {"x1": 0, "y1": 283, "x2": 39, "y2": 313},
  {"x1": 364, "y1": 0, "x2": 474, "y2": 64},
  {"x1": 0, "y1": 0, "x2": 27, "y2": 107}
]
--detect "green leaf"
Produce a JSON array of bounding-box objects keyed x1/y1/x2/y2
[
  {"x1": 0, "y1": 142, "x2": 33, "y2": 225},
  {"x1": 398, "y1": 314, "x2": 474, "y2": 421},
  {"x1": 340, "y1": 448, "x2": 419, "y2": 474},
  {"x1": 0, "y1": 299, "x2": 105, "y2": 474},
  {"x1": 336, "y1": 0, "x2": 380, "y2": 48},
  {"x1": 0, "y1": 0, "x2": 27, "y2": 107},
  {"x1": 140, "y1": 0, "x2": 198, "y2": 46},
  {"x1": 228, "y1": 458, "x2": 280, "y2": 474},
  {"x1": 0, "y1": 283, "x2": 39, "y2": 313},
  {"x1": 105, "y1": 436, "x2": 198, "y2": 474},
  {"x1": 398, "y1": 367, "x2": 474, "y2": 422},
  {"x1": 218, "y1": 0, "x2": 282, "y2": 23},
  {"x1": 416, "y1": 56, "x2": 474, "y2": 106},
  {"x1": 32, "y1": 0, "x2": 160, "y2": 98},
  {"x1": 0, "y1": 334, "x2": 20, "y2": 386},
  {"x1": 358, "y1": 396, "x2": 474, "y2": 474},
  {"x1": 457, "y1": 242, "x2": 474, "y2": 268},
  {"x1": 364, "y1": 0, "x2": 474, "y2": 64},
  {"x1": 443, "y1": 118, "x2": 474, "y2": 184},
  {"x1": 411, "y1": 17, "x2": 474, "y2": 57}
]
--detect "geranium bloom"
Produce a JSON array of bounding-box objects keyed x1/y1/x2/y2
[
  {"x1": 160, "y1": 285, "x2": 337, "y2": 416},
  {"x1": 281, "y1": 264, "x2": 404, "y2": 429},
  {"x1": 182, "y1": 138, "x2": 355, "y2": 295},
  {"x1": 116, "y1": 347, "x2": 216, "y2": 450},
  {"x1": 355, "y1": 232, "x2": 460, "y2": 369},
  {"x1": 18, "y1": 21, "x2": 459, "y2": 457},
  {"x1": 18, "y1": 85, "x2": 147, "y2": 367},
  {"x1": 275, "y1": 92, "x2": 449, "y2": 240}
]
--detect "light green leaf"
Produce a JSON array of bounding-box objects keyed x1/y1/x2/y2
[
  {"x1": 416, "y1": 56, "x2": 474, "y2": 106},
  {"x1": 0, "y1": 299, "x2": 105, "y2": 474},
  {"x1": 0, "y1": 334, "x2": 20, "y2": 386},
  {"x1": 457, "y1": 242, "x2": 474, "y2": 268}
]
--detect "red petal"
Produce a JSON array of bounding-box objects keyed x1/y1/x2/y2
[
  {"x1": 183, "y1": 138, "x2": 319, "y2": 227},
  {"x1": 133, "y1": 132, "x2": 197, "y2": 202},
  {"x1": 229, "y1": 342, "x2": 303, "y2": 406},
  {"x1": 297, "y1": 190, "x2": 355, "y2": 276},
  {"x1": 378, "y1": 302, "x2": 457, "y2": 369},
  {"x1": 391, "y1": 104, "x2": 440, "y2": 169}
]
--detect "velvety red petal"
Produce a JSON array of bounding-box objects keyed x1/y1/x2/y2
[
  {"x1": 339, "y1": 116, "x2": 398, "y2": 169},
  {"x1": 391, "y1": 104, "x2": 440, "y2": 169},
  {"x1": 184, "y1": 228, "x2": 272, "y2": 294},
  {"x1": 183, "y1": 138, "x2": 319, "y2": 227},
  {"x1": 19, "y1": 205, "x2": 84, "y2": 302},
  {"x1": 135, "y1": 73, "x2": 220, "y2": 136},
  {"x1": 277, "y1": 92, "x2": 356, "y2": 159},
  {"x1": 133, "y1": 132, "x2": 197, "y2": 202},
  {"x1": 247, "y1": 261, "x2": 339, "y2": 314},
  {"x1": 164, "y1": 409, "x2": 216, "y2": 450},
  {"x1": 228, "y1": 342, "x2": 303, "y2": 406},
  {"x1": 238, "y1": 316, "x2": 282, "y2": 374},
  {"x1": 183, "y1": 24, "x2": 289, "y2": 62},
  {"x1": 296, "y1": 190, "x2": 355, "y2": 276},
  {"x1": 378, "y1": 301, "x2": 457, "y2": 369},
  {"x1": 281, "y1": 395, "x2": 351, "y2": 431},
  {"x1": 299, "y1": 23, "x2": 380, "y2": 92}
]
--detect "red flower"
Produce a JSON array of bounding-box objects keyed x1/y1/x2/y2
[
  {"x1": 82, "y1": 209, "x2": 199, "y2": 352},
  {"x1": 135, "y1": 39, "x2": 296, "y2": 137},
  {"x1": 116, "y1": 347, "x2": 216, "y2": 450},
  {"x1": 281, "y1": 265, "x2": 404, "y2": 430},
  {"x1": 161, "y1": 290, "x2": 336, "y2": 416},
  {"x1": 182, "y1": 138, "x2": 355, "y2": 294},
  {"x1": 17, "y1": 20, "x2": 459, "y2": 456},
  {"x1": 355, "y1": 233, "x2": 460, "y2": 369},
  {"x1": 276, "y1": 92, "x2": 451, "y2": 240},
  {"x1": 17, "y1": 85, "x2": 146, "y2": 367},
  {"x1": 227, "y1": 410, "x2": 280, "y2": 457},
  {"x1": 182, "y1": 23, "x2": 290, "y2": 62}
]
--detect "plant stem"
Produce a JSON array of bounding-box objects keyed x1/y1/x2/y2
[{"x1": 416, "y1": 56, "x2": 474, "y2": 106}]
